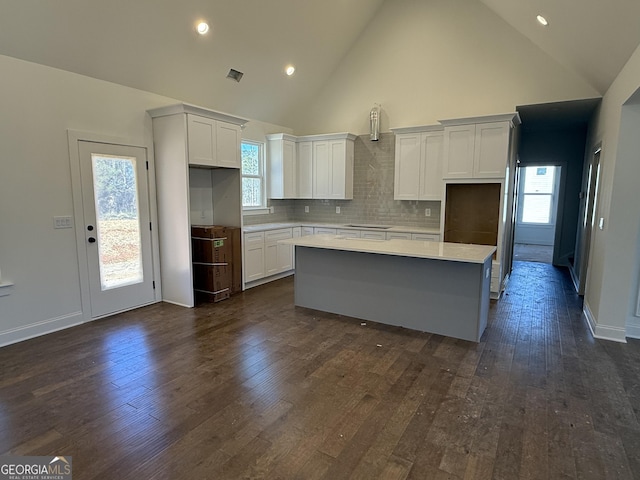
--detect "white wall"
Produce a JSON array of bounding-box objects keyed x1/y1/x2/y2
[
  {"x1": 584, "y1": 43, "x2": 640, "y2": 341},
  {"x1": 0, "y1": 54, "x2": 290, "y2": 346},
  {"x1": 288, "y1": 0, "x2": 599, "y2": 135}
]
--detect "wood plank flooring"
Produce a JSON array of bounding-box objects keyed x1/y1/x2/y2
[{"x1": 1, "y1": 261, "x2": 639, "y2": 479}]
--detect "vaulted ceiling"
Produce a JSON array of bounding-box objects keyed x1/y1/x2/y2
[{"x1": 1, "y1": 0, "x2": 639, "y2": 128}]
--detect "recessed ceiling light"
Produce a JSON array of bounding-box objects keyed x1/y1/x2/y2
[
  {"x1": 285, "y1": 65, "x2": 295, "y2": 76},
  {"x1": 196, "y1": 22, "x2": 209, "y2": 35},
  {"x1": 536, "y1": 15, "x2": 548, "y2": 26}
]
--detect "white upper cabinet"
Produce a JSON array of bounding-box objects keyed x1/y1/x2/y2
[
  {"x1": 312, "y1": 137, "x2": 354, "y2": 199},
  {"x1": 215, "y1": 121, "x2": 242, "y2": 168},
  {"x1": 297, "y1": 141, "x2": 313, "y2": 199},
  {"x1": 266, "y1": 132, "x2": 355, "y2": 200},
  {"x1": 148, "y1": 104, "x2": 245, "y2": 169},
  {"x1": 392, "y1": 126, "x2": 443, "y2": 201},
  {"x1": 267, "y1": 134, "x2": 297, "y2": 199},
  {"x1": 187, "y1": 114, "x2": 241, "y2": 168},
  {"x1": 441, "y1": 114, "x2": 519, "y2": 180}
]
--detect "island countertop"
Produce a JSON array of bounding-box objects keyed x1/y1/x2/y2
[{"x1": 279, "y1": 234, "x2": 496, "y2": 264}]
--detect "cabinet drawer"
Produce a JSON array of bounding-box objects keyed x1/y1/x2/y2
[
  {"x1": 264, "y1": 228, "x2": 293, "y2": 243},
  {"x1": 337, "y1": 229, "x2": 361, "y2": 238},
  {"x1": 386, "y1": 232, "x2": 411, "y2": 240},
  {"x1": 244, "y1": 231, "x2": 265, "y2": 244},
  {"x1": 301, "y1": 227, "x2": 314, "y2": 236},
  {"x1": 411, "y1": 233, "x2": 440, "y2": 242},
  {"x1": 361, "y1": 231, "x2": 386, "y2": 240},
  {"x1": 314, "y1": 227, "x2": 337, "y2": 235}
]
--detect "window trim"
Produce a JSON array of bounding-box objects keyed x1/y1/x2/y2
[
  {"x1": 517, "y1": 165, "x2": 559, "y2": 225},
  {"x1": 241, "y1": 140, "x2": 266, "y2": 211}
]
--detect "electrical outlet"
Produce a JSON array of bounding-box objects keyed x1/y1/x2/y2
[
  {"x1": 425, "y1": 208, "x2": 431, "y2": 217},
  {"x1": 269, "y1": 206, "x2": 274, "y2": 214},
  {"x1": 336, "y1": 206, "x2": 341, "y2": 214},
  {"x1": 305, "y1": 206, "x2": 309, "y2": 213}
]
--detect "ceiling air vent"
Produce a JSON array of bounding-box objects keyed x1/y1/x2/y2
[{"x1": 227, "y1": 69, "x2": 244, "y2": 82}]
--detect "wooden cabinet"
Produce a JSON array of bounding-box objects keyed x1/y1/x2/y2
[
  {"x1": 442, "y1": 116, "x2": 515, "y2": 180},
  {"x1": 392, "y1": 126, "x2": 444, "y2": 201},
  {"x1": 267, "y1": 134, "x2": 297, "y2": 199},
  {"x1": 301, "y1": 226, "x2": 314, "y2": 236},
  {"x1": 314, "y1": 227, "x2": 337, "y2": 235},
  {"x1": 266, "y1": 133, "x2": 355, "y2": 200},
  {"x1": 187, "y1": 114, "x2": 241, "y2": 168},
  {"x1": 148, "y1": 103, "x2": 247, "y2": 307}
]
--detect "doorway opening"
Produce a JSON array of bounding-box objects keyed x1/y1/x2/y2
[{"x1": 514, "y1": 165, "x2": 561, "y2": 264}]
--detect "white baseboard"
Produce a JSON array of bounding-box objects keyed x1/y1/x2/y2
[
  {"x1": 244, "y1": 270, "x2": 294, "y2": 290},
  {"x1": 583, "y1": 302, "x2": 627, "y2": 343},
  {"x1": 626, "y1": 318, "x2": 640, "y2": 339},
  {"x1": 0, "y1": 311, "x2": 84, "y2": 348}
]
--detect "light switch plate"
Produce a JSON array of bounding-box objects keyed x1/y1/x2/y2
[
  {"x1": 336, "y1": 206, "x2": 341, "y2": 214},
  {"x1": 54, "y1": 216, "x2": 73, "y2": 229}
]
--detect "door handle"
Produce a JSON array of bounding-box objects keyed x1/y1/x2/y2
[{"x1": 88, "y1": 237, "x2": 96, "y2": 243}]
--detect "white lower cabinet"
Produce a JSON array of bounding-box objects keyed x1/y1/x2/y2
[
  {"x1": 244, "y1": 224, "x2": 442, "y2": 288},
  {"x1": 244, "y1": 232, "x2": 265, "y2": 282},
  {"x1": 244, "y1": 228, "x2": 294, "y2": 286},
  {"x1": 265, "y1": 229, "x2": 293, "y2": 276}
]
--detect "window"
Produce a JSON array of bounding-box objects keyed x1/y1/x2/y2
[
  {"x1": 241, "y1": 141, "x2": 265, "y2": 209},
  {"x1": 520, "y1": 166, "x2": 557, "y2": 224}
]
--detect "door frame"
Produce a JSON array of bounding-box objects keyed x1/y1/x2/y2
[{"x1": 68, "y1": 130, "x2": 162, "y2": 322}]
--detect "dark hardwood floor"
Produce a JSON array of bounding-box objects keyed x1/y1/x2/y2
[{"x1": 1, "y1": 261, "x2": 639, "y2": 479}]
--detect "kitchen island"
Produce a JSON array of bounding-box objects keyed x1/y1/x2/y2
[{"x1": 279, "y1": 235, "x2": 496, "y2": 342}]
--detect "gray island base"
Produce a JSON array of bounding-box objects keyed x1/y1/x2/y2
[{"x1": 281, "y1": 236, "x2": 496, "y2": 342}]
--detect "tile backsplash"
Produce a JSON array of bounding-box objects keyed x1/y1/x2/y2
[{"x1": 243, "y1": 133, "x2": 440, "y2": 228}]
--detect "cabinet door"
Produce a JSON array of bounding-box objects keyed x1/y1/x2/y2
[
  {"x1": 297, "y1": 142, "x2": 313, "y2": 198},
  {"x1": 419, "y1": 132, "x2": 444, "y2": 200},
  {"x1": 244, "y1": 232, "x2": 265, "y2": 282},
  {"x1": 473, "y1": 122, "x2": 510, "y2": 178},
  {"x1": 443, "y1": 125, "x2": 475, "y2": 179},
  {"x1": 329, "y1": 140, "x2": 347, "y2": 199},
  {"x1": 187, "y1": 114, "x2": 217, "y2": 167},
  {"x1": 216, "y1": 122, "x2": 241, "y2": 168},
  {"x1": 312, "y1": 141, "x2": 330, "y2": 198},
  {"x1": 394, "y1": 133, "x2": 422, "y2": 201},
  {"x1": 282, "y1": 140, "x2": 297, "y2": 197},
  {"x1": 264, "y1": 242, "x2": 279, "y2": 276}
]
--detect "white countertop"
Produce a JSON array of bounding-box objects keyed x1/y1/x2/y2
[
  {"x1": 242, "y1": 222, "x2": 441, "y2": 235},
  {"x1": 280, "y1": 234, "x2": 496, "y2": 264}
]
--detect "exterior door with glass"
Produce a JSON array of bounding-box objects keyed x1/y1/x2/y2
[{"x1": 78, "y1": 141, "x2": 155, "y2": 318}]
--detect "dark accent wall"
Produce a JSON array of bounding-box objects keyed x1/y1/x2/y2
[{"x1": 517, "y1": 127, "x2": 588, "y2": 266}]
